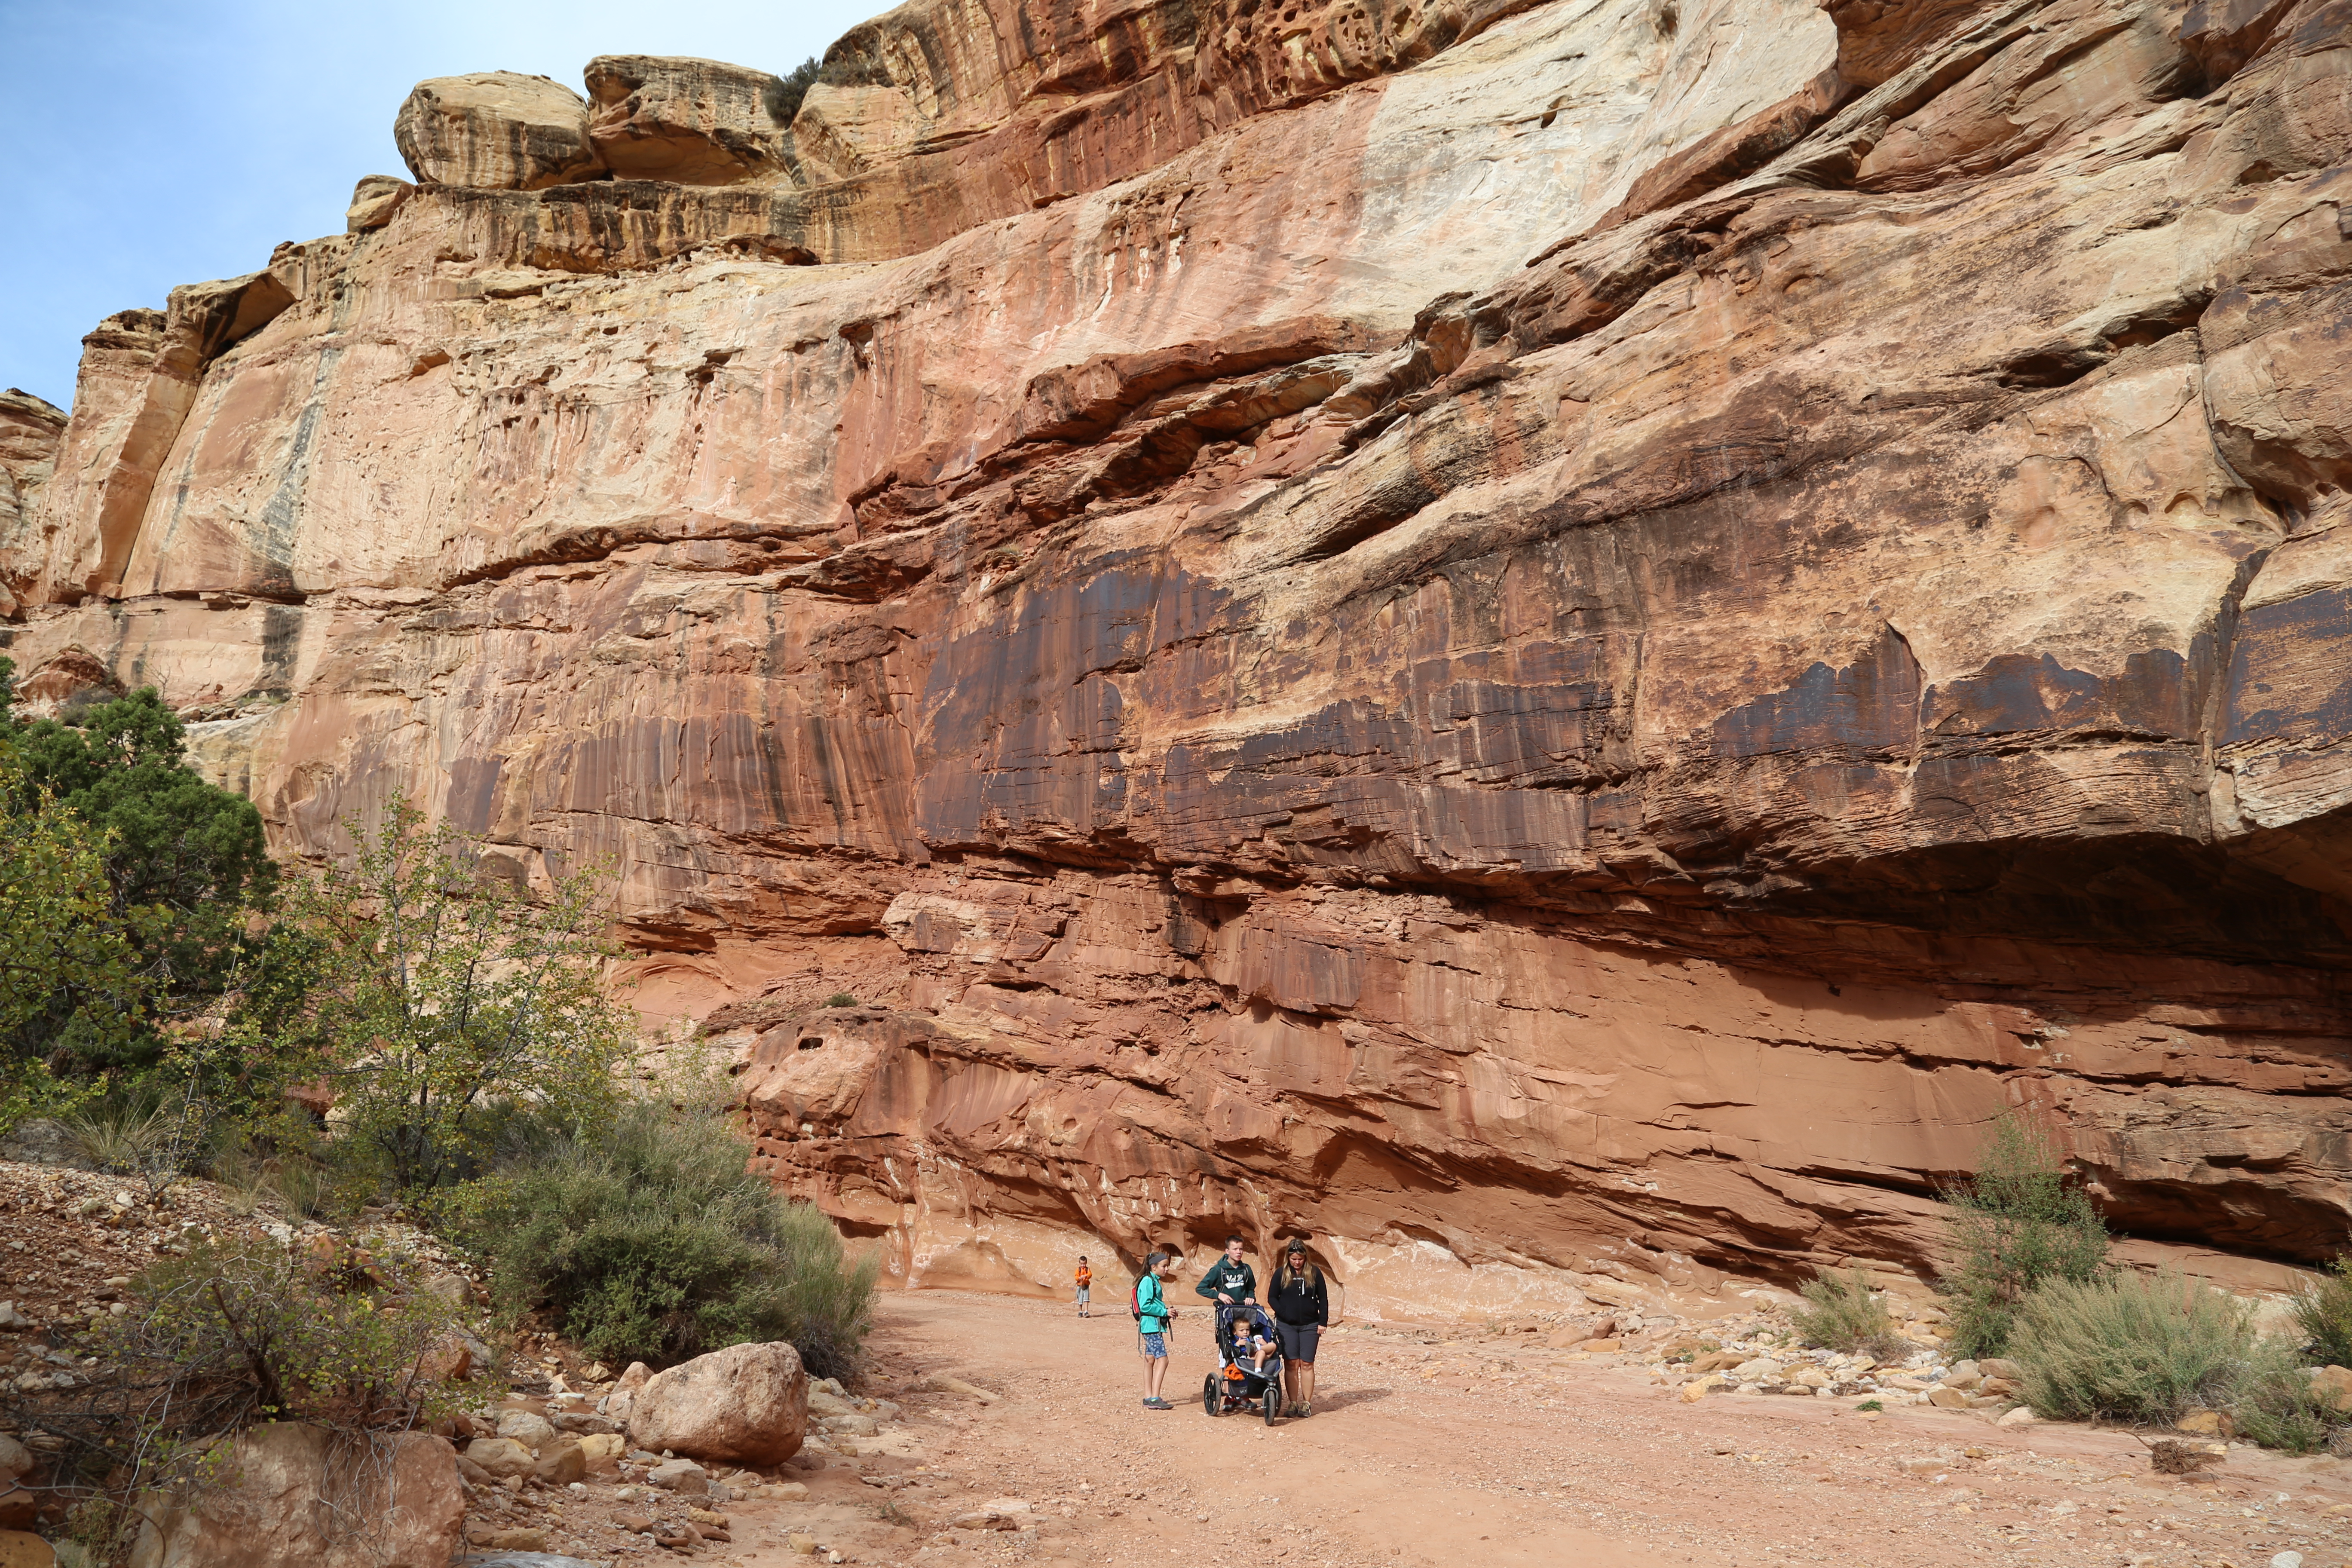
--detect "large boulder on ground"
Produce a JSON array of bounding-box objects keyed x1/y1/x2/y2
[
  {"x1": 624, "y1": 1341, "x2": 808, "y2": 1466},
  {"x1": 584, "y1": 55, "x2": 794, "y2": 184},
  {"x1": 126, "y1": 1424, "x2": 462, "y2": 1568},
  {"x1": 393, "y1": 72, "x2": 602, "y2": 190}
]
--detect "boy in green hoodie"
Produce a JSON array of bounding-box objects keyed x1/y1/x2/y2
[{"x1": 1195, "y1": 1234, "x2": 1257, "y2": 1306}]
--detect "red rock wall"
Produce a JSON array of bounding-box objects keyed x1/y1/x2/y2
[{"x1": 5, "y1": 0, "x2": 2350, "y2": 1313}]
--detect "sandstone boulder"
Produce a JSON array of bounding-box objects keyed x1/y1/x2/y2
[
  {"x1": 495, "y1": 1409, "x2": 557, "y2": 1449},
  {"x1": 126, "y1": 1424, "x2": 461, "y2": 1568},
  {"x1": 2310, "y1": 1365, "x2": 2352, "y2": 1405},
  {"x1": 344, "y1": 175, "x2": 413, "y2": 233},
  {"x1": 462, "y1": 1437, "x2": 535, "y2": 1479},
  {"x1": 394, "y1": 73, "x2": 601, "y2": 190},
  {"x1": 0, "y1": 1531, "x2": 53, "y2": 1568},
  {"x1": 625, "y1": 1341, "x2": 807, "y2": 1467},
  {"x1": 1978, "y1": 1359, "x2": 2026, "y2": 1382},
  {"x1": 584, "y1": 56, "x2": 792, "y2": 184},
  {"x1": 578, "y1": 1432, "x2": 627, "y2": 1469},
  {"x1": 646, "y1": 1458, "x2": 709, "y2": 1494},
  {"x1": 533, "y1": 1440, "x2": 586, "y2": 1485}
]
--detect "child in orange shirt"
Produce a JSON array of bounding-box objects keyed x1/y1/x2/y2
[{"x1": 1075, "y1": 1257, "x2": 1093, "y2": 1318}]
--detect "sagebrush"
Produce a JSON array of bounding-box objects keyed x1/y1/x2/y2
[
  {"x1": 461, "y1": 1096, "x2": 877, "y2": 1379},
  {"x1": 2012, "y1": 1271, "x2": 2252, "y2": 1424},
  {"x1": 1939, "y1": 1112, "x2": 2109, "y2": 1357},
  {"x1": 1790, "y1": 1268, "x2": 1908, "y2": 1358},
  {"x1": 2293, "y1": 1256, "x2": 2352, "y2": 1369},
  {"x1": 2234, "y1": 1339, "x2": 2352, "y2": 1454}
]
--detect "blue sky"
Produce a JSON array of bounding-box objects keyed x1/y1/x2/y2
[{"x1": 0, "y1": 0, "x2": 879, "y2": 411}]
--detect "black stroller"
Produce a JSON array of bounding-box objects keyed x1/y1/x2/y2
[{"x1": 1201, "y1": 1302, "x2": 1284, "y2": 1424}]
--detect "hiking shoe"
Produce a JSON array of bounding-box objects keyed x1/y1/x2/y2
[
  {"x1": 1143, "y1": 1397, "x2": 1174, "y2": 1409},
  {"x1": 1297, "y1": 1403, "x2": 1312, "y2": 1418}
]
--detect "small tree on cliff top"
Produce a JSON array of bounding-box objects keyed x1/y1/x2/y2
[
  {"x1": 1939, "y1": 1111, "x2": 2109, "y2": 1357},
  {"x1": 243, "y1": 798, "x2": 638, "y2": 1193}
]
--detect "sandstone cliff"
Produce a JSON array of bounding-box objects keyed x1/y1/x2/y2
[{"x1": 4, "y1": 0, "x2": 2349, "y2": 1314}]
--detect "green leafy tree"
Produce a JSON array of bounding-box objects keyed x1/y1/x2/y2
[
  {"x1": 1940, "y1": 1111, "x2": 2110, "y2": 1357},
  {"x1": 0, "y1": 744, "x2": 144, "y2": 1130},
  {"x1": 253, "y1": 798, "x2": 637, "y2": 1193},
  {"x1": 0, "y1": 659, "x2": 275, "y2": 1078}
]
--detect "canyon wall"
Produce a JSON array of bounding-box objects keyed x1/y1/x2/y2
[{"x1": 3, "y1": 0, "x2": 2349, "y2": 1314}]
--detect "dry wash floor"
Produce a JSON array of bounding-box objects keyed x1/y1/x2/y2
[{"x1": 699, "y1": 1290, "x2": 2352, "y2": 1568}]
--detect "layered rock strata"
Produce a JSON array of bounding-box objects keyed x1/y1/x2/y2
[{"x1": 4, "y1": 0, "x2": 2350, "y2": 1313}]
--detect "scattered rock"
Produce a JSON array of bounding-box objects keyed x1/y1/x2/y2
[
  {"x1": 952, "y1": 1499, "x2": 1033, "y2": 1531},
  {"x1": 1995, "y1": 1406, "x2": 2039, "y2": 1428},
  {"x1": 469, "y1": 1529, "x2": 547, "y2": 1553},
  {"x1": 462, "y1": 1438, "x2": 535, "y2": 1480},
  {"x1": 494, "y1": 1411, "x2": 557, "y2": 1449},
  {"x1": 1978, "y1": 1358, "x2": 2024, "y2": 1381},
  {"x1": 2311, "y1": 1366, "x2": 2352, "y2": 1405},
  {"x1": 627, "y1": 1341, "x2": 808, "y2": 1467},
  {"x1": 752, "y1": 1482, "x2": 810, "y2": 1501},
  {"x1": 0, "y1": 1435, "x2": 32, "y2": 1530},
  {"x1": 531, "y1": 1442, "x2": 585, "y2": 1486},
  {"x1": 2177, "y1": 1409, "x2": 2235, "y2": 1437},
  {"x1": 0, "y1": 1304, "x2": 31, "y2": 1331},
  {"x1": 576, "y1": 1433, "x2": 626, "y2": 1469},
  {"x1": 913, "y1": 1372, "x2": 1001, "y2": 1404},
  {"x1": 1927, "y1": 1387, "x2": 1972, "y2": 1409},
  {"x1": 647, "y1": 1458, "x2": 710, "y2": 1494},
  {"x1": 1679, "y1": 1375, "x2": 1724, "y2": 1403}
]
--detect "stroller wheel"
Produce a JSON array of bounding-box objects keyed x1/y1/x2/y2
[
  {"x1": 1263, "y1": 1383, "x2": 1280, "y2": 1425},
  {"x1": 1203, "y1": 1373, "x2": 1221, "y2": 1416}
]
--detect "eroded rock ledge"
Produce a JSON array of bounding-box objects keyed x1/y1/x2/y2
[{"x1": 3, "y1": 0, "x2": 2349, "y2": 1313}]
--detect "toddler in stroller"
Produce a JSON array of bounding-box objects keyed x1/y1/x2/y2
[{"x1": 1202, "y1": 1302, "x2": 1286, "y2": 1423}]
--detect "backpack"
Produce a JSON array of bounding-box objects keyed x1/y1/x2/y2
[{"x1": 1130, "y1": 1277, "x2": 1145, "y2": 1322}]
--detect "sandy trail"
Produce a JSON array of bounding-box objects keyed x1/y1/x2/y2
[{"x1": 697, "y1": 1291, "x2": 2352, "y2": 1568}]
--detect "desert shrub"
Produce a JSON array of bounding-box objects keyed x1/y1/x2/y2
[
  {"x1": 461, "y1": 1096, "x2": 877, "y2": 1379},
  {"x1": 1940, "y1": 1112, "x2": 2110, "y2": 1357},
  {"x1": 2234, "y1": 1340, "x2": 2352, "y2": 1453},
  {"x1": 2292, "y1": 1256, "x2": 2352, "y2": 1369},
  {"x1": 824, "y1": 992, "x2": 858, "y2": 1008},
  {"x1": 236, "y1": 799, "x2": 636, "y2": 1193},
  {"x1": 766, "y1": 56, "x2": 821, "y2": 123},
  {"x1": 2012, "y1": 1271, "x2": 2253, "y2": 1424},
  {"x1": 12, "y1": 1236, "x2": 466, "y2": 1561},
  {"x1": 1790, "y1": 1268, "x2": 1908, "y2": 1358}
]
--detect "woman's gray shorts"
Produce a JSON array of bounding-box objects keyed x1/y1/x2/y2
[{"x1": 1274, "y1": 1321, "x2": 1320, "y2": 1363}]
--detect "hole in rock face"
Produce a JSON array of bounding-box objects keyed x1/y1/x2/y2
[
  {"x1": 1655, "y1": 0, "x2": 1679, "y2": 34},
  {"x1": 797, "y1": 1036, "x2": 824, "y2": 1051},
  {"x1": 1997, "y1": 348, "x2": 2107, "y2": 389}
]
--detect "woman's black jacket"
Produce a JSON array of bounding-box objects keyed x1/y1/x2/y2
[{"x1": 1266, "y1": 1265, "x2": 1329, "y2": 1326}]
